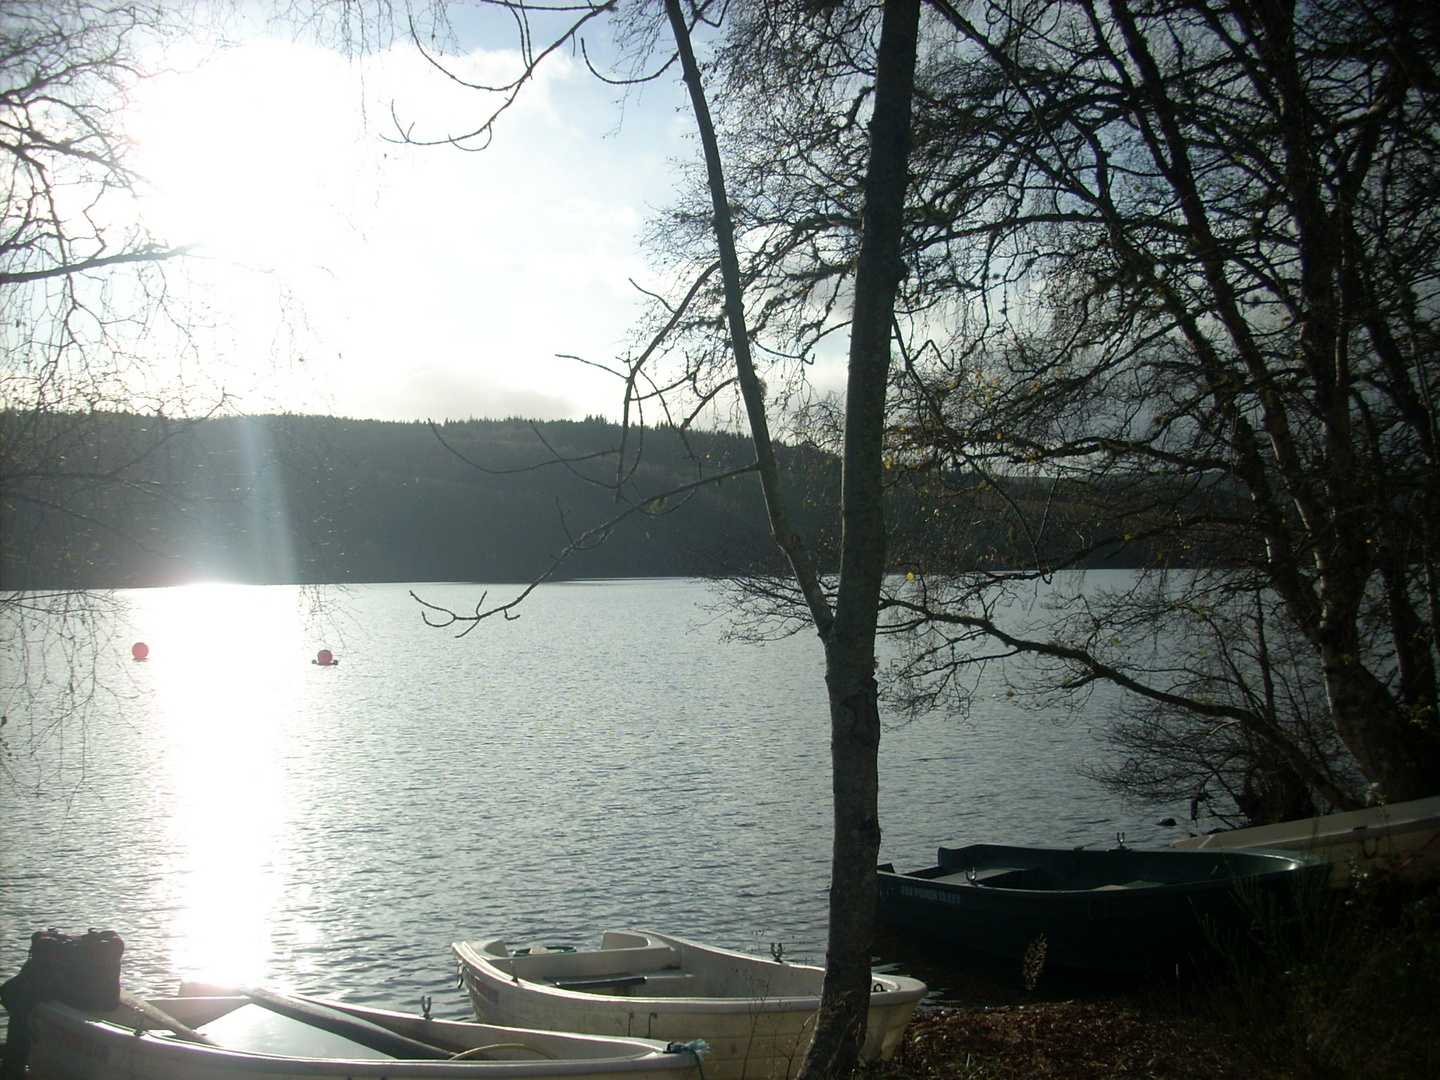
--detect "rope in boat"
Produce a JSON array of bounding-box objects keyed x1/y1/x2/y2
[
  {"x1": 666, "y1": 1038, "x2": 710, "y2": 1080},
  {"x1": 1366, "y1": 825, "x2": 1440, "y2": 888}
]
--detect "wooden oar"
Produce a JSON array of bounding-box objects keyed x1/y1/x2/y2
[
  {"x1": 240, "y1": 986, "x2": 453, "y2": 1060},
  {"x1": 117, "y1": 990, "x2": 220, "y2": 1046}
]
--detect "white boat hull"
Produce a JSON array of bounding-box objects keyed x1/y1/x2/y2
[
  {"x1": 1172, "y1": 794, "x2": 1440, "y2": 887},
  {"x1": 453, "y1": 931, "x2": 926, "y2": 1080},
  {"x1": 25, "y1": 993, "x2": 704, "y2": 1080}
]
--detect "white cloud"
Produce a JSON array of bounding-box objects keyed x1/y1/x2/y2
[{"x1": 128, "y1": 30, "x2": 691, "y2": 422}]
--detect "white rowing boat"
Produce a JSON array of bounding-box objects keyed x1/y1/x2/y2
[
  {"x1": 1171, "y1": 794, "x2": 1440, "y2": 887},
  {"x1": 24, "y1": 985, "x2": 706, "y2": 1080},
  {"x1": 452, "y1": 931, "x2": 926, "y2": 1080}
]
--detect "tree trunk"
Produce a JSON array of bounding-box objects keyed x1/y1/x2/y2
[
  {"x1": 1321, "y1": 644, "x2": 1440, "y2": 802},
  {"x1": 800, "y1": 0, "x2": 920, "y2": 1077},
  {"x1": 658, "y1": 0, "x2": 920, "y2": 1074}
]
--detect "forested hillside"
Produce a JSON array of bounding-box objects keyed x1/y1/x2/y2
[
  {"x1": 2, "y1": 411, "x2": 1190, "y2": 591},
  {"x1": 1, "y1": 413, "x2": 836, "y2": 589}
]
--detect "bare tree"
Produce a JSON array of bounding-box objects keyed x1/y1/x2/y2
[
  {"x1": 639, "y1": 0, "x2": 1440, "y2": 818},
  {"x1": 0, "y1": 1, "x2": 194, "y2": 405},
  {"x1": 907, "y1": 0, "x2": 1438, "y2": 810},
  {"x1": 1, "y1": 0, "x2": 205, "y2": 784},
  {"x1": 378, "y1": 1, "x2": 924, "y2": 1074},
  {"x1": 860, "y1": 0, "x2": 1440, "y2": 815},
  {"x1": 653, "y1": 2, "x2": 920, "y2": 1074}
]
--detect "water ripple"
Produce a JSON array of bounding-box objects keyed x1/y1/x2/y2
[{"x1": 2, "y1": 577, "x2": 1189, "y2": 1014}]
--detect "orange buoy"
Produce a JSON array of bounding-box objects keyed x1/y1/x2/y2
[
  {"x1": 314, "y1": 649, "x2": 335, "y2": 666},
  {"x1": 131, "y1": 642, "x2": 149, "y2": 661}
]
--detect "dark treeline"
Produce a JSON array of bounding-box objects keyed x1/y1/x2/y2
[
  {"x1": 2, "y1": 411, "x2": 1206, "y2": 590},
  {"x1": 2, "y1": 412, "x2": 809, "y2": 588}
]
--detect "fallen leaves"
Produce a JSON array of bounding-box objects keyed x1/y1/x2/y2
[{"x1": 885, "y1": 1000, "x2": 1265, "y2": 1080}]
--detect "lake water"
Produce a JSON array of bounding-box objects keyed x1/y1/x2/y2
[{"x1": 1, "y1": 576, "x2": 1190, "y2": 1013}]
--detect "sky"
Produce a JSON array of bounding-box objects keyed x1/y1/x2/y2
[{"x1": 125, "y1": 8, "x2": 699, "y2": 423}]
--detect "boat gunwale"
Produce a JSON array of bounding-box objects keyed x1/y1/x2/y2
[
  {"x1": 32, "y1": 1000, "x2": 700, "y2": 1077},
  {"x1": 453, "y1": 933, "x2": 926, "y2": 1014},
  {"x1": 1170, "y1": 795, "x2": 1440, "y2": 852},
  {"x1": 907, "y1": 843, "x2": 1327, "y2": 899}
]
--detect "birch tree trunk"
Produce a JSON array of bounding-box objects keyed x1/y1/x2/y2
[
  {"x1": 803, "y1": 1, "x2": 920, "y2": 1076},
  {"x1": 659, "y1": 0, "x2": 921, "y2": 1075}
]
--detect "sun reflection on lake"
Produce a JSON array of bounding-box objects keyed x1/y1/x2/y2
[{"x1": 135, "y1": 584, "x2": 309, "y2": 988}]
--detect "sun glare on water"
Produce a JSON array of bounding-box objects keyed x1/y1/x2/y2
[{"x1": 135, "y1": 583, "x2": 309, "y2": 988}]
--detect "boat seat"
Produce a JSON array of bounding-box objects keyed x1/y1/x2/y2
[
  {"x1": 550, "y1": 970, "x2": 700, "y2": 995},
  {"x1": 551, "y1": 974, "x2": 648, "y2": 992},
  {"x1": 1096, "y1": 879, "x2": 1165, "y2": 890},
  {"x1": 508, "y1": 944, "x2": 683, "y2": 982},
  {"x1": 935, "y1": 867, "x2": 1031, "y2": 887}
]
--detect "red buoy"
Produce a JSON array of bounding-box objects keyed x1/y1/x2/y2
[
  {"x1": 315, "y1": 649, "x2": 335, "y2": 666},
  {"x1": 131, "y1": 642, "x2": 149, "y2": 662}
]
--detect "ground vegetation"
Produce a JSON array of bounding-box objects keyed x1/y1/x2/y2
[{"x1": 889, "y1": 1000, "x2": 1261, "y2": 1080}]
